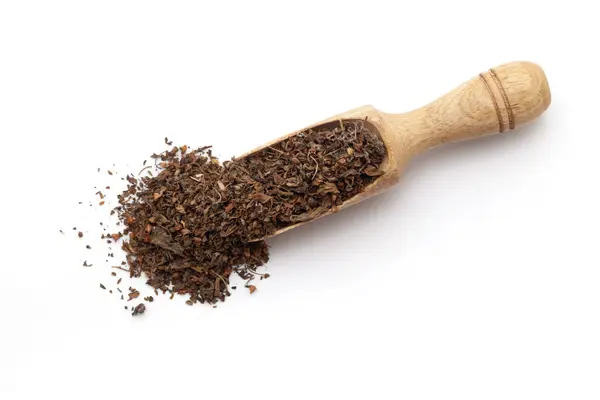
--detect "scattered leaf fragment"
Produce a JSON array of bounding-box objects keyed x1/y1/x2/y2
[
  {"x1": 132, "y1": 303, "x2": 146, "y2": 316},
  {"x1": 128, "y1": 290, "x2": 140, "y2": 301}
]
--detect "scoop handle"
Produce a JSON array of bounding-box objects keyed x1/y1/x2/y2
[{"x1": 386, "y1": 61, "x2": 551, "y2": 154}]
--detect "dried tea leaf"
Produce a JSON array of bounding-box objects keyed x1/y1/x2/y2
[
  {"x1": 149, "y1": 227, "x2": 184, "y2": 255},
  {"x1": 252, "y1": 193, "x2": 272, "y2": 203},
  {"x1": 132, "y1": 303, "x2": 146, "y2": 316},
  {"x1": 128, "y1": 290, "x2": 140, "y2": 301},
  {"x1": 363, "y1": 165, "x2": 384, "y2": 177},
  {"x1": 317, "y1": 182, "x2": 339, "y2": 194}
]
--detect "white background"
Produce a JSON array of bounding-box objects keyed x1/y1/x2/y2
[{"x1": 1, "y1": 1, "x2": 598, "y2": 399}]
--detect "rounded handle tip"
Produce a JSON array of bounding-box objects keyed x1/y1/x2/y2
[
  {"x1": 520, "y1": 61, "x2": 551, "y2": 109},
  {"x1": 481, "y1": 61, "x2": 551, "y2": 131}
]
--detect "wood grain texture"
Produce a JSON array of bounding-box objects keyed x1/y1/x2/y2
[
  {"x1": 240, "y1": 61, "x2": 551, "y2": 239},
  {"x1": 383, "y1": 61, "x2": 551, "y2": 155}
]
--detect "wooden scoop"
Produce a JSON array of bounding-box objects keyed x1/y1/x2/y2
[{"x1": 242, "y1": 61, "x2": 551, "y2": 239}]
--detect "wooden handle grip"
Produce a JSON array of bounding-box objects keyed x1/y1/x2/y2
[{"x1": 388, "y1": 61, "x2": 551, "y2": 153}]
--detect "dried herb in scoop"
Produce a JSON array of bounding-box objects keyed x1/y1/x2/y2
[{"x1": 103, "y1": 119, "x2": 385, "y2": 308}]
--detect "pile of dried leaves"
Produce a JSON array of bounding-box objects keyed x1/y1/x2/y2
[{"x1": 113, "y1": 119, "x2": 386, "y2": 306}]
